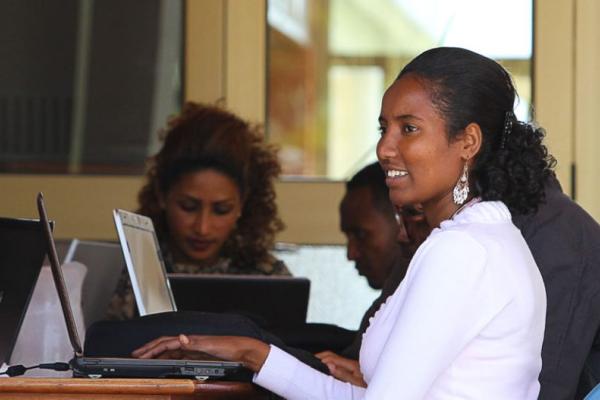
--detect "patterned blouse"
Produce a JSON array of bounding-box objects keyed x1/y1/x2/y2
[{"x1": 105, "y1": 249, "x2": 290, "y2": 321}]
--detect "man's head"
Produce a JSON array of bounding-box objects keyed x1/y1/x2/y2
[{"x1": 340, "y1": 163, "x2": 403, "y2": 289}]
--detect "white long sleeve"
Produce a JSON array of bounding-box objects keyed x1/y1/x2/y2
[
  {"x1": 254, "y1": 201, "x2": 546, "y2": 400},
  {"x1": 254, "y1": 345, "x2": 366, "y2": 399}
]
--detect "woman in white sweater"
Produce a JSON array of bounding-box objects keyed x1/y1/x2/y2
[{"x1": 133, "y1": 47, "x2": 555, "y2": 400}]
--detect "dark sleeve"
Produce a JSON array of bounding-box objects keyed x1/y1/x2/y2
[{"x1": 513, "y1": 179, "x2": 600, "y2": 400}]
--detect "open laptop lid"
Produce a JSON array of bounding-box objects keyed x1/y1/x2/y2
[
  {"x1": 112, "y1": 209, "x2": 176, "y2": 315},
  {"x1": 0, "y1": 217, "x2": 48, "y2": 364},
  {"x1": 36, "y1": 192, "x2": 83, "y2": 356},
  {"x1": 37, "y1": 195, "x2": 248, "y2": 381},
  {"x1": 64, "y1": 239, "x2": 124, "y2": 328},
  {"x1": 170, "y1": 274, "x2": 310, "y2": 327}
]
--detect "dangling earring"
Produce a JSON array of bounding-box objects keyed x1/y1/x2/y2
[{"x1": 453, "y1": 163, "x2": 469, "y2": 205}]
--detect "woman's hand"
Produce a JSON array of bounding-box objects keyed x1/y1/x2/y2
[
  {"x1": 132, "y1": 334, "x2": 271, "y2": 372},
  {"x1": 315, "y1": 350, "x2": 367, "y2": 387}
]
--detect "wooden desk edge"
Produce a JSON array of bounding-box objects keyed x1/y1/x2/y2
[{"x1": 0, "y1": 378, "x2": 259, "y2": 395}]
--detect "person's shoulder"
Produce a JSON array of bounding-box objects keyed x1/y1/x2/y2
[
  {"x1": 427, "y1": 201, "x2": 509, "y2": 254},
  {"x1": 514, "y1": 175, "x2": 600, "y2": 237},
  {"x1": 254, "y1": 255, "x2": 291, "y2": 276},
  {"x1": 425, "y1": 228, "x2": 485, "y2": 254},
  {"x1": 414, "y1": 229, "x2": 488, "y2": 275},
  {"x1": 226, "y1": 255, "x2": 291, "y2": 275}
]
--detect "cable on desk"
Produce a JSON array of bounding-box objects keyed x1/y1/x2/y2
[{"x1": 0, "y1": 362, "x2": 70, "y2": 377}]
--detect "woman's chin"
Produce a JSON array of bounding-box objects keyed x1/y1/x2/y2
[
  {"x1": 389, "y1": 194, "x2": 415, "y2": 209},
  {"x1": 181, "y1": 249, "x2": 220, "y2": 267}
]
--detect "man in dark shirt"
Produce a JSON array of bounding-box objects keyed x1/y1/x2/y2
[{"x1": 513, "y1": 176, "x2": 600, "y2": 400}]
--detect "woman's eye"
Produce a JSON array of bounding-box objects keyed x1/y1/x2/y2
[
  {"x1": 178, "y1": 202, "x2": 197, "y2": 212},
  {"x1": 377, "y1": 125, "x2": 386, "y2": 135},
  {"x1": 213, "y1": 204, "x2": 234, "y2": 215},
  {"x1": 403, "y1": 124, "x2": 417, "y2": 134}
]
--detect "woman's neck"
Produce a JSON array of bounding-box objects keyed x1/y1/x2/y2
[{"x1": 423, "y1": 196, "x2": 475, "y2": 228}]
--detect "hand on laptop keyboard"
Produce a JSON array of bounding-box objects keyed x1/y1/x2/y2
[{"x1": 132, "y1": 334, "x2": 270, "y2": 372}]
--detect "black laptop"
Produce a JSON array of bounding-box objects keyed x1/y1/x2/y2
[
  {"x1": 170, "y1": 274, "x2": 311, "y2": 328},
  {"x1": 0, "y1": 217, "x2": 47, "y2": 366},
  {"x1": 36, "y1": 193, "x2": 248, "y2": 380}
]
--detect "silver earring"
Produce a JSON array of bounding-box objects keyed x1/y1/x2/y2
[{"x1": 453, "y1": 163, "x2": 469, "y2": 205}]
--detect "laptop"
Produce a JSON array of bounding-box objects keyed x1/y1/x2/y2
[
  {"x1": 37, "y1": 193, "x2": 247, "y2": 380},
  {"x1": 0, "y1": 217, "x2": 48, "y2": 366},
  {"x1": 170, "y1": 274, "x2": 310, "y2": 328},
  {"x1": 113, "y1": 208, "x2": 310, "y2": 327},
  {"x1": 63, "y1": 239, "x2": 124, "y2": 328},
  {"x1": 112, "y1": 209, "x2": 176, "y2": 316}
]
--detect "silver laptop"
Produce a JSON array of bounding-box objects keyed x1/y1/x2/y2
[
  {"x1": 37, "y1": 193, "x2": 246, "y2": 380},
  {"x1": 112, "y1": 209, "x2": 176, "y2": 316},
  {"x1": 63, "y1": 239, "x2": 124, "y2": 328}
]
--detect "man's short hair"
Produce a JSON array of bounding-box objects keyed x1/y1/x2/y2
[{"x1": 346, "y1": 162, "x2": 395, "y2": 216}]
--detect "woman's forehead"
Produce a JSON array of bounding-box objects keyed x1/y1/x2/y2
[{"x1": 380, "y1": 76, "x2": 443, "y2": 121}]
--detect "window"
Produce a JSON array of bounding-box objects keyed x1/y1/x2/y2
[
  {"x1": 0, "y1": 0, "x2": 182, "y2": 174},
  {"x1": 268, "y1": 0, "x2": 533, "y2": 179}
]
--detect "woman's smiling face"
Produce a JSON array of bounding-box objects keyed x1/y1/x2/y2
[{"x1": 376, "y1": 74, "x2": 465, "y2": 219}]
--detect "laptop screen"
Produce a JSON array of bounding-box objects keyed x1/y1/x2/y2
[
  {"x1": 169, "y1": 274, "x2": 310, "y2": 327},
  {"x1": 113, "y1": 209, "x2": 176, "y2": 316},
  {"x1": 64, "y1": 239, "x2": 124, "y2": 328},
  {"x1": 0, "y1": 217, "x2": 47, "y2": 364}
]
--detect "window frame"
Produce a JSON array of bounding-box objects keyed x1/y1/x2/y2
[{"x1": 3, "y1": 0, "x2": 597, "y2": 242}]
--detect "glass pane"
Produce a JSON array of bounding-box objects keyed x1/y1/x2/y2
[
  {"x1": 0, "y1": 0, "x2": 182, "y2": 174},
  {"x1": 327, "y1": 65, "x2": 384, "y2": 179},
  {"x1": 268, "y1": 0, "x2": 533, "y2": 179}
]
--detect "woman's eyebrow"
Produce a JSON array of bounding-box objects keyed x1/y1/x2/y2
[
  {"x1": 378, "y1": 114, "x2": 423, "y2": 123},
  {"x1": 211, "y1": 196, "x2": 239, "y2": 204},
  {"x1": 394, "y1": 113, "x2": 423, "y2": 121}
]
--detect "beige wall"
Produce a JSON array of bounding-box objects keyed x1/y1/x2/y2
[
  {"x1": 0, "y1": 175, "x2": 142, "y2": 240},
  {"x1": 1, "y1": 0, "x2": 598, "y2": 243},
  {"x1": 534, "y1": 1, "x2": 574, "y2": 189},
  {"x1": 185, "y1": 0, "x2": 266, "y2": 124},
  {"x1": 573, "y1": 0, "x2": 600, "y2": 219},
  {"x1": 0, "y1": 175, "x2": 345, "y2": 244}
]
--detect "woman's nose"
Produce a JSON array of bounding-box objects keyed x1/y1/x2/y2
[
  {"x1": 193, "y1": 212, "x2": 212, "y2": 234},
  {"x1": 376, "y1": 132, "x2": 396, "y2": 162}
]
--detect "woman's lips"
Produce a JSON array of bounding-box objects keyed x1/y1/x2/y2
[
  {"x1": 385, "y1": 169, "x2": 409, "y2": 186},
  {"x1": 386, "y1": 169, "x2": 408, "y2": 178},
  {"x1": 186, "y1": 238, "x2": 216, "y2": 252}
]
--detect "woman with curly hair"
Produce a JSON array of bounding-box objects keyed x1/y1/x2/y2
[
  {"x1": 134, "y1": 48, "x2": 555, "y2": 399},
  {"x1": 108, "y1": 102, "x2": 289, "y2": 319}
]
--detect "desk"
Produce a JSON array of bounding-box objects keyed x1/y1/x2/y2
[{"x1": 0, "y1": 377, "x2": 271, "y2": 399}]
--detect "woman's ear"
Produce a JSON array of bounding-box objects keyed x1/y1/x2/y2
[{"x1": 461, "y1": 122, "x2": 483, "y2": 161}]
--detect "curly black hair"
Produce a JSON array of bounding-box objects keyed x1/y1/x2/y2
[
  {"x1": 398, "y1": 47, "x2": 556, "y2": 215},
  {"x1": 137, "y1": 102, "x2": 284, "y2": 268}
]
